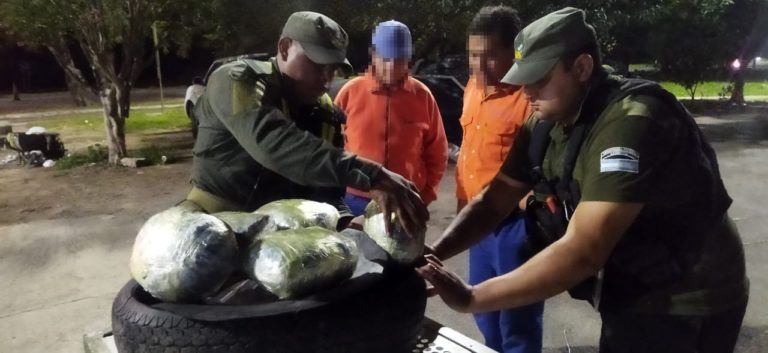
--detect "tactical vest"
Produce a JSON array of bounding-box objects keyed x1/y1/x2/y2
[
  {"x1": 242, "y1": 59, "x2": 346, "y2": 210},
  {"x1": 233, "y1": 58, "x2": 344, "y2": 147},
  {"x1": 524, "y1": 75, "x2": 732, "y2": 309}
]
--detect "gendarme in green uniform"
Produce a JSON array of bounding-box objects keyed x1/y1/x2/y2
[
  {"x1": 191, "y1": 58, "x2": 377, "y2": 214},
  {"x1": 187, "y1": 12, "x2": 380, "y2": 218},
  {"x1": 500, "y1": 74, "x2": 748, "y2": 316},
  {"x1": 493, "y1": 7, "x2": 749, "y2": 351}
]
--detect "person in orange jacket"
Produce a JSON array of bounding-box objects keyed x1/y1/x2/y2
[
  {"x1": 441, "y1": 6, "x2": 543, "y2": 353},
  {"x1": 335, "y1": 20, "x2": 448, "y2": 215}
]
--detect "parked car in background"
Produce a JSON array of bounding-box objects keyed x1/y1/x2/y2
[
  {"x1": 186, "y1": 53, "x2": 467, "y2": 162},
  {"x1": 413, "y1": 54, "x2": 469, "y2": 87},
  {"x1": 413, "y1": 74, "x2": 464, "y2": 163},
  {"x1": 412, "y1": 55, "x2": 468, "y2": 162}
]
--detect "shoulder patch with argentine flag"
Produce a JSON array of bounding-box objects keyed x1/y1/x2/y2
[{"x1": 600, "y1": 147, "x2": 639, "y2": 173}]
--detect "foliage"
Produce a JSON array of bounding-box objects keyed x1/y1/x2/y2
[
  {"x1": 3, "y1": 0, "x2": 767, "y2": 106},
  {"x1": 647, "y1": 0, "x2": 767, "y2": 100},
  {"x1": 53, "y1": 143, "x2": 174, "y2": 169},
  {"x1": 203, "y1": 0, "x2": 298, "y2": 57},
  {"x1": 197, "y1": 0, "x2": 758, "y2": 76},
  {"x1": 0, "y1": 0, "x2": 211, "y2": 163},
  {"x1": 55, "y1": 144, "x2": 109, "y2": 170},
  {"x1": 138, "y1": 145, "x2": 175, "y2": 165}
]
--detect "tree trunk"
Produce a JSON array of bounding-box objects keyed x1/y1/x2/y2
[
  {"x1": 100, "y1": 85, "x2": 128, "y2": 164},
  {"x1": 64, "y1": 75, "x2": 88, "y2": 107},
  {"x1": 47, "y1": 40, "x2": 97, "y2": 107},
  {"x1": 686, "y1": 82, "x2": 700, "y2": 101},
  {"x1": 730, "y1": 69, "x2": 745, "y2": 105}
]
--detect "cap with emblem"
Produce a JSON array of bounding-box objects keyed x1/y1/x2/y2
[
  {"x1": 371, "y1": 20, "x2": 413, "y2": 60},
  {"x1": 501, "y1": 7, "x2": 598, "y2": 85},
  {"x1": 281, "y1": 11, "x2": 352, "y2": 71}
]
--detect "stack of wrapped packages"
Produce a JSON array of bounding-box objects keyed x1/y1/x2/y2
[
  {"x1": 130, "y1": 200, "x2": 358, "y2": 303},
  {"x1": 129, "y1": 198, "x2": 424, "y2": 304}
]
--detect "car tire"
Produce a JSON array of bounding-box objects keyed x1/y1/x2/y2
[{"x1": 112, "y1": 268, "x2": 426, "y2": 353}]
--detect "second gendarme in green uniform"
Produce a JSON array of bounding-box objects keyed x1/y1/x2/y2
[
  {"x1": 501, "y1": 74, "x2": 748, "y2": 315},
  {"x1": 187, "y1": 12, "x2": 380, "y2": 220}
]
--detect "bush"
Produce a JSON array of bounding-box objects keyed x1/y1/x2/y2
[
  {"x1": 54, "y1": 144, "x2": 108, "y2": 170},
  {"x1": 138, "y1": 145, "x2": 175, "y2": 166}
]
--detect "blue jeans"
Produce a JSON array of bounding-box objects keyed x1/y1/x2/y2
[
  {"x1": 344, "y1": 193, "x2": 370, "y2": 217},
  {"x1": 469, "y1": 213, "x2": 544, "y2": 353}
]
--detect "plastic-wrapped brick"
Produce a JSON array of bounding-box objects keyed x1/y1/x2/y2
[
  {"x1": 245, "y1": 227, "x2": 358, "y2": 299},
  {"x1": 362, "y1": 200, "x2": 425, "y2": 265},
  {"x1": 253, "y1": 199, "x2": 340, "y2": 232},
  {"x1": 130, "y1": 207, "x2": 238, "y2": 302}
]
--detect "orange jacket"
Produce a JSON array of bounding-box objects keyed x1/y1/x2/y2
[
  {"x1": 335, "y1": 72, "x2": 448, "y2": 204},
  {"x1": 456, "y1": 76, "x2": 531, "y2": 203}
]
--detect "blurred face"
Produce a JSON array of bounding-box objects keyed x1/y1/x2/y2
[
  {"x1": 278, "y1": 38, "x2": 337, "y2": 105},
  {"x1": 372, "y1": 52, "x2": 410, "y2": 87},
  {"x1": 468, "y1": 34, "x2": 516, "y2": 88},
  {"x1": 522, "y1": 56, "x2": 592, "y2": 123}
]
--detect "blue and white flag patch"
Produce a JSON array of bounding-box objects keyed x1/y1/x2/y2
[{"x1": 600, "y1": 147, "x2": 639, "y2": 173}]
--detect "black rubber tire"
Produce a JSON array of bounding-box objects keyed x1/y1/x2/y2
[{"x1": 112, "y1": 269, "x2": 426, "y2": 353}]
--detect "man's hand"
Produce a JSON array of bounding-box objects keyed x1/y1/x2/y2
[
  {"x1": 416, "y1": 255, "x2": 473, "y2": 312},
  {"x1": 369, "y1": 168, "x2": 429, "y2": 237}
]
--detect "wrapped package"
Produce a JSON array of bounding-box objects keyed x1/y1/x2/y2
[
  {"x1": 253, "y1": 199, "x2": 340, "y2": 232},
  {"x1": 245, "y1": 227, "x2": 358, "y2": 299},
  {"x1": 213, "y1": 211, "x2": 270, "y2": 249},
  {"x1": 362, "y1": 200, "x2": 426, "y2": 265},
  {"x1": 130, "y1": 206, "x2": 239, "y2": 302}
]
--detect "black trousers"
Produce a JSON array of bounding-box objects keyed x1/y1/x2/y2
[{"x1": 599, "y1": 301, "x2": 748, "y2": 353}]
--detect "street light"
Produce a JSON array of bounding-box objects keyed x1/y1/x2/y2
[{"x1": 731, "y1": 59, "x2": 742, "y2": 70}]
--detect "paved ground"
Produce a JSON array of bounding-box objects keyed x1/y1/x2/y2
[{"x1": 0, "y1": 103, "x2": 767, "y2": 352}]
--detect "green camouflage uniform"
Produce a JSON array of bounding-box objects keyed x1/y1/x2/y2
[
  {"x1": 188, "y1": 57, "x2": 379, "y2": 218},
  {"x1": 501, "y1": 75, "x2": 748, "y2": 316}
]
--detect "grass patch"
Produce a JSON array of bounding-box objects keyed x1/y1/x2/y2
[
  {"x1": 628, "y1": 63, "x2": 657, "y2": 71},
  {"x1": 38, "y1": 114, "x2": 101, "y2": 132},
  {"x1": 38, "y1": 107, "x2": 191, "y2": 133},
  {"x1": 55, "y1": 144, "x2": 108, "y2": 170},
  {"x1": 54, "y1": 144, "x2": 176, "y2": 170},
  {"x1": 659, "y1": 81, "x2": 768, "y2": 99},
  {"x1": 137, "y1": 145, "x2": 175, "y2": 165},
  {"x1": 126, "y1": 108, "x2": 190, "y2": 131},
  {"x1": 134, "y1": 98, "x2": 185, "y2": 106}
]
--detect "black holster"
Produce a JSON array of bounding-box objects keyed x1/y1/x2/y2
[{"x1": 524, "y1": 194, "x2": 597, "y2": 302}]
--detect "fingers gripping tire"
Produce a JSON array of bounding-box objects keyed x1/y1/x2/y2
[{"x1": 112, "y1": 269, "x2": 426, "y2": 353}]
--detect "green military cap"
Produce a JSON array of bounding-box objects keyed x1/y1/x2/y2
[
  {"x1": 281, "y1": 11, "x2": 353, "y2": 72},
  {"x1": 502, "y1": 7, "x2": 597, "y2": 85}
]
